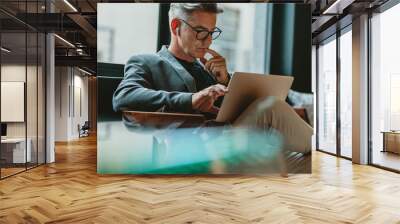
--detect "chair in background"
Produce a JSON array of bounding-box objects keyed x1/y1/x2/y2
[{"x1": 78, "y1": 121, "x2": 90, "y2": 138}]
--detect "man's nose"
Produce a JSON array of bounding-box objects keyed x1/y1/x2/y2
[{"x1": 203, "y1": 34, "x2": 213, "y2": 46}]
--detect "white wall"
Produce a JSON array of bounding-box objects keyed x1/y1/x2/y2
[
  {"x1": 1, "y1": 63, "x2": 46, "y2": 164},
  {"x1": 55, "y1": 67, "x2": 89, "y2": 141},
  {"x1": 1, "y1": 65, "x2": 39, "y2": 137},
  {"x1": 55, "y1": 67, "x2": 68, "y2": 141},
  {"x1": 1, "y1": 65, "x2": 26, "y2": 141},
  {"x1": 1, "y1": 82, "x2": 25, "y2": 122},
  {"x1": 72, "y1": 73, "x2": 89, "y2": 138},
  {"x1": 1, "y1": 66, "x2": 26, "y2": 128}
]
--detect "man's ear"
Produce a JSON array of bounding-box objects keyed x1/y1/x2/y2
[{"x1": 171, "y1": 19, "x2": 180, "y2": 36}]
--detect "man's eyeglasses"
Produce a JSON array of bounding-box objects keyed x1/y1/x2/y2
[{"x1": 178, "y1": 19, "x2": 222, "y2": 41}]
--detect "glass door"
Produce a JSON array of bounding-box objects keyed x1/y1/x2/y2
[
  {"x1": 317, "y1": 35, "x2": 337, "y2": 155},
  {"x1": 370, "y1": 3, "x2": 400, "y2": 171},
  {"x1": 339, "y1": 28, "x2": 352, "y2": 158},
  {"x1": 1, "y1": 30, "x2": 28, "y2": 178},
  {"x1": 0, "y1": 0, "x2": 47, "y2": 179}
]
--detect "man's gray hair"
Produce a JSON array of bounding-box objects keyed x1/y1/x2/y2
[{"x1": 168, "y1": 3, "x2": 223, "y2": 22}]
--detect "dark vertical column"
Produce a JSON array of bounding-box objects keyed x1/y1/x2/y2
[
  {"x1": 0, "y1": 17, "x2": 2, "y2": 179},
  {"x1": 25, "y1": 0, "x2": 28, "y2": 171},
  {"x1": 36, "y1": 0, "x2": 39, "y2": 167},
  {"x1": 72, "y1": 68, "x2": 75, "y2": 118},
  {"x1": 44, "y1": 0, "x2": 47, "y2": 164},
  {"x1": 292, "y1": 4, "x2": 312, "y2": 93},
  {"x1": 267, "y1": 4, "x2": 311, "y2": 93},
  {"x1": 336, "y1": 28, "x2": 341, "y2": 157},
  {"x1": 157, "y1": 3, "x2": 171, "y2": 51},
  {"x1": 316, "y1": 44, "x2": 320, "y2": 150},
  {"x1": 367, "y1": 11, "x2": 372, "y2": 165}
]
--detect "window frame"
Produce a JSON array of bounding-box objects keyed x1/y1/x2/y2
[
  {"x1": 315, "y1": 23, "x2": 353, "y2": 161},
  {"x1": 367, "y1": 0, "x2": 400, "y2": 173}
]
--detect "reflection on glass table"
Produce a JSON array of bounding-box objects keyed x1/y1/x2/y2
[{"x1": 97, "y1": 121, "x2": 284, "y2": 174}]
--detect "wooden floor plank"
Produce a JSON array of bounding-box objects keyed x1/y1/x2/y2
[{"x1": 0, "y1": 135, "x2": 400, "y2": 223}]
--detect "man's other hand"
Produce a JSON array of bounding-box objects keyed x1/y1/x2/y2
[
  {"x1": 200, "y1": 49, "x2": 229, "y2": 86},
  {"x1": 192, "y1": 84, "x2": 228, "y2": 114}
]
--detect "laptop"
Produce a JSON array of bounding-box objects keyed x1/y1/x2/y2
[{"x1": 216, "y1": 72, "x2": 293, "y2": 123}]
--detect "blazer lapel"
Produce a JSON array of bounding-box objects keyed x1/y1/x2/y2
[{"x1": 158, "y1": 46, "x2": 197, "y2": 92}]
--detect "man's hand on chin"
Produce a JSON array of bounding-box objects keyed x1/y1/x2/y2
[
  {"x1": 200, "y1": 48, "x2": 230, "y2": 86},
  {"x1": 192, "y1": 84, "x2": 228, "y2": 114}
]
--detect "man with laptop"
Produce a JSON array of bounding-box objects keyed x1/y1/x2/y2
[{"x1": 112, "y1": 3, "x2": 312, "y2": 153}]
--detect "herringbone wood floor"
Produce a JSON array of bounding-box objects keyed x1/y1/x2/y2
[{"x1": 1, "y1": 135, "x2": 400, "y2": 224}]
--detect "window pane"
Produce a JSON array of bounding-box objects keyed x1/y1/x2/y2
[
  {"x1": 318, "y1": 37, "x2": 337, "y2": 154},
  {"x1": 27, "y1": 31, "x2": 38, "y2": 169},
  {"x1": 340, "y1": 29, "x2": 352, "y2": 158},
  {"x1": 211, "y1": 3, "x2": 267, "y2": 74},
  {"x1": 1, "y1": 31, "x2": 28, "y2": 177},
  {"x1": 38, "y1": 32, "x2": 46, "y2": 165},
  {"x1": 371, "y1": 3, "x2": 400, "y2": 171},
  {"x1": 97, "y1": 3, "x2": 160, "y2": 64}
]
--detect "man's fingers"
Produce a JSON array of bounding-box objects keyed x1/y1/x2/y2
[
  {"x1": 208, "y1": 61, "x2": 224, "y2": 71},
  {"x1": 205, "y1": 58, "x2": 224, "y2": 69},
  {"x1": 206, "y1": 57, "x2": 224, "y2": 63},
  {"x1": 204, "y1": 61, "x2": 212, "y2": 71},
  {"x1": 205, "y1": 48, "x2": 220, "y2": 57},
  {"x1": 209, "y1": 87, "x2": 226, "y2": 99},
  {"x1": 209, "y1": 106, "x2": 220, "y2": 114},
  {"x1": 194, "y1": 94, "x2": 208, "y2": 107},
  {"x1": 198, "y1": 97, "x2": 214, "y2": 111},
  {"x1": 212, "y1": 84, "x2": 228, "y2": 92},
  {"x1": 205, "y1": 59, "x2": 225, "y2": 75},
  {"x1": 207, "y1": 89, "x2": 217, "y2": 99},
  {"x1": 193, "y1": 83, "x2": 229, "y2": 112},
  {"x1": 209, "y1": 86, "x2": 228, "y2": 98},
  {"x1": 193, "y1": 91, "x2": 210, "y2": 109},
  {"x1": 207, "y1": 89, "x2": 222, "y2": 101},
  {"x1": 200, "y1": 87, "x2": 223, "y2": 104},
  {"x1": 210, "y1": 64, "x2": 226, "y2": 74},
  {"x1": 212, "y1": 68, "x2": 227, "y2": 80}
]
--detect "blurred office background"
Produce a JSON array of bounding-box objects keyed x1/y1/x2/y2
[{"x1": 97, "y1": 3, "x2": 311, "y2": 93}]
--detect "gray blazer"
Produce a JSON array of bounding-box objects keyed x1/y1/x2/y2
[{"x1": 113, "y1": 45, "x2": 215, "y2": 113}]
